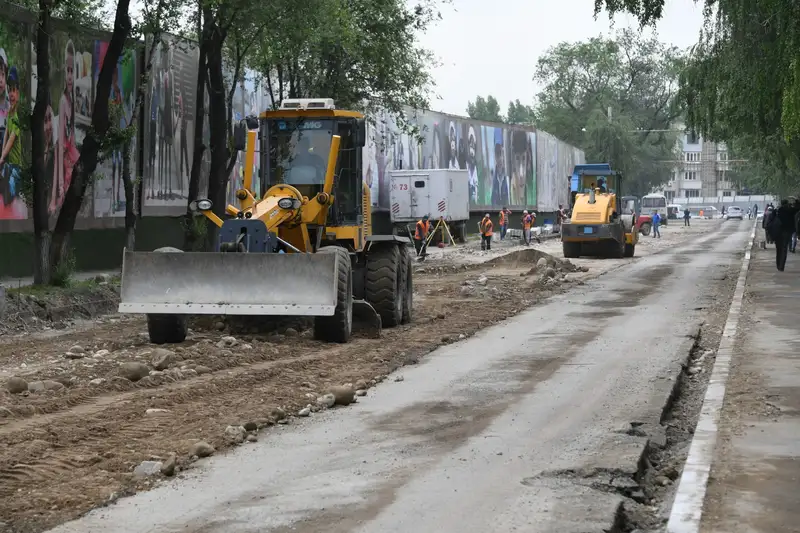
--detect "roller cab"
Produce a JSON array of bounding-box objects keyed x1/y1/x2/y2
[{"x1": 562, "y1": 164, "x2": 638, "y2": 259}]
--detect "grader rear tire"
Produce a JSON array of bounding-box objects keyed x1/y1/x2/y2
[
  {"x1": 146, "y1": 247, "x2": 188, "y2": 345},
  {"x1": 365, "y1": 244, "x2": 404, "y2": 328},
  {"x1": 314, "y1": 246, "x2": 353, "y2": 343},
  {"x1": 399, "y1": 245, "x2": 413, "y2": 324}
]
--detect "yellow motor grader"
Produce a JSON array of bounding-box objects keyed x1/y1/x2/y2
[{"x1": 118, "y1": 98, "x2": 413, "y2": 344}]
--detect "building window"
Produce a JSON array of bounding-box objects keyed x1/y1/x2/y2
[
  {"x1": 685, "y1": 151, "x2": 700, "y2": 162},
  {"x1": 684, "y1": 189, "x2": 700, "y2": 198},
  {"x1": 684, "y1": 171, "x2": 697, "y2": 180},
  {"x1": 716, "y1": 169, "x2": 726, "y2": 181},
  {"x1": 665, "y1": 191, "x2": 675, "y2": 201},
  {"x1": 686, "y1": 131, "x2": 699, "y2": 144},
  {"x1": 717, "y1": 151, "x2": 728, "y2": 161},
  {"x1": 722, "y1": 191, "x2": 732, "y2": 197}
]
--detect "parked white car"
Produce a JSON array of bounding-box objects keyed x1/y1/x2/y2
[{"x1": 725, "y1": 206, "x2": 744, "y2": 220}]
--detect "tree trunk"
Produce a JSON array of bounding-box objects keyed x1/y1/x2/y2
[
  {"x1": 203, "y1": 11, "x2": 229, "y2": 251},
  {"x1": 184, "y1": 10, "x2": 208, "y2": 252},
  {"x1": 30, "y1": 0, "x2": 53, "y2": 285},
  {"x1": 121, "y1": 31, "x2": 161, "y2": 252},
  {"x1": 50, "y1": 0, "x2": 132, "y2": 274}
]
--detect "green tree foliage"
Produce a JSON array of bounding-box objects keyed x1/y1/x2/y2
[
  {"x1": 506, "y1": 99, "x2": 535, "y2": 125},
  {"x1": 251, "y1": 0, "x2": 440, "y2": 127},
  {"x1": 595, "y1": 0, "x2": 800, "y2": 194},
  {"x1": 532, "y1": 29, "x2": 685, "y2": 196},
  {"x1": 466, "y1": 94, "x2": 503, "y2": 122}
]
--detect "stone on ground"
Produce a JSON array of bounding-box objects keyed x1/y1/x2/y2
[
  {"x1": 191, "y1": 441, "x2": 215, "y2": 458},
  {"x1": 119, "y1": 362, "x2": 151, "y2": 382},
  {"x1": 6, "y1": 377, "x2": 28, "y2": 394},
  {"x1": 328, "y1": 385, "x2": 356, "y2": 406}
]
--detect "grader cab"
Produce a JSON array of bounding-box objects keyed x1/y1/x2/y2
[{"x1": 119, "y1": 98, "x2": 412, "y2": 344}]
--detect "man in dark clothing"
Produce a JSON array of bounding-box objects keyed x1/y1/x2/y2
[
  {"x1": 763, "y1": 204, "x2": 776, "y2": 244},
  {"x1": 770, "y1": 199, "x2": 798, "y2": 271},
  {"x1": 683, "y1": 208, "x2": 691, "y2": 227}
]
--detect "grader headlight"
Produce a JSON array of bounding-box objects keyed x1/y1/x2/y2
[{"x1": 277, "y1": 197, "x2": 294, "y2": 210}]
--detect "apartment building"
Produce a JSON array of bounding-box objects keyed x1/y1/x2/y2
[{"x1": 658, "y1": 130, "x2": 737, "y2": 202}]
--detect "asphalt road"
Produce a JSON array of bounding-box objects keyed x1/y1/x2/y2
[{"x1": 47, "y1": 222, "x2": 752, "y2": 533}]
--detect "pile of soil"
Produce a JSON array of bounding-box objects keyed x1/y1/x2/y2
[{"x1": 0, "y1": 277, "x2": 120, "y2": 334}]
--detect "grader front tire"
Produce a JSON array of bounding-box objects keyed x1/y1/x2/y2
[
  {"x1": 314, "y1": 246, "x2": 353, "y2": 343},
  {"x1": 365, "y1": 244, "x2": 404, "y2": 328},
  {"x1": 399, "y1": 245, "x2": 413, "y2": 324},
  {"x1": 146, "y1": 247, "x2": 188, "y2": 344}
]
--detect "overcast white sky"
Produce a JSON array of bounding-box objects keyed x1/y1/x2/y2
[{"x1": 416, "y1": 0, "x2": 706, "y2": 116}]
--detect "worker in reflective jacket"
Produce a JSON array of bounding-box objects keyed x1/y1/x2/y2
[
  {"x1": 479, "y1": 213, "x2": 494, "y2": 251},
  {"x1": 522, "y1": 210, "x2": 533, "y2": 245},
  {"x1": 414, "y1": 214, "x2": 432, "y2": 256}
]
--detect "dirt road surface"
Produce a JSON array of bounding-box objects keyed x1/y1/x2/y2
[
  {"x1": 0, "y1": 219, "x2": 729, "y2": 533},
  {"x1": 700, "y1": 242, "x2": 800, "y2": 533}
]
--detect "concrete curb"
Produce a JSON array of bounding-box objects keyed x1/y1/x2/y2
[{"x1": 665, "y1": 219, "x2": 757, "y2": 533}]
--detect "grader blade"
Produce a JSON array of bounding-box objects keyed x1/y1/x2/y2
[{"x1": 118, "y1": 249, "x2": 339, "y2": 316}]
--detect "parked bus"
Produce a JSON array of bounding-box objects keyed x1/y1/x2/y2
[{"x1": 642, "y1": 194, "x2": 668, "y2": 225}]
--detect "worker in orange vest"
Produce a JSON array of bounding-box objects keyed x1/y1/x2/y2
[
  {"x1": 479, "y1": 213, "x2": 493, "y2": 251},
  {"x1": 499, "y1": 207, "x2": 511, "y2": 240},
  {"x1": 522, "y1": 210, "x2": 533, "y2": 245},
  {"x1": 414, "y1": 214, "x2": 432, "y2": 256}
]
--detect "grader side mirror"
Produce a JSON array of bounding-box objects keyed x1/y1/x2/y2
[
  {"x1": 354, "y1": 118, "x2": 367, "y2": 148},
  {"x1": 233, "y1": 120, "x2": 247, "y2": 151}
]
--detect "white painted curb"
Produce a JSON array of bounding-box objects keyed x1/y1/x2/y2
[{"x1": 665, "y1": 220, "x2": 758, "y2": 533}]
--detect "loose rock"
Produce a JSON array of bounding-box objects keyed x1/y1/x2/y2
[
  {"x1": 284, "y1": 327, "x2": 298, "y2": 337},
  {"x1": 160, "y1": 454, "x2": 177, "y2": 477},
  {"x1": 394, "y1": 375, "x2": 405, "y2": 382},
  {"x1": 246, "y1": 434, "x2": 258, "y2": 442},
  {"x1": 64, "y1": 352, "x2": 85, "y2": 360},
  {"x1": 150, "y1": 348, "x2": 179, "y2": 371},
  {"x1": 27, "y1": 380, "x2": 65, "y2": 393},
  {"x1": 224, "y1": 425, "x2": 247, "y2": 444},
  {"x1": 536, "y1": 257, "x2": 547, "y2": 270},
  {"x1": 317, "y1": 393, "x2": 336, "y2": 409},
  {"x1": 145, "y1": 408, "x2": 170, "y2": 415},
  {"x1": 89, "y1": 378, "x2": 106, "y2": 386},
  {"x1": 6, "y1": 377, "x2": 28, "y2": 394},
  {"x1": 271, "y1": 407, "x2": 287, "y2": 420},
  {"x1": 355, "y1": 389, "x2": 367, "y2": 397},
  {"x1": 327, "y1": 385, "x2": 356, "y2": 406},
  {"x1": 119, "y1": 362, "x2": 150, "y2": 382},
  {"x1": 243, "y1": 421, "x2": 258, "y2": 432},
  {"x1": 298, "y1": 407, "x2": 311, "y2": 417},
  {"x1": 191, "y1": 441, "x2": 215, "y2": 458},
  {"x1": 69, "y1": 345, "x2": 85, "y2": 354},
  {"x1": 545, "y1": 267, "x2": 556, "y2": 279},
  {"x1": 194, "y1": 365, "x2": 213, "y2": 375},
  {"x1": 133, "y1": 460, "x2": 163, "y2": 478},
  {"x1": 93, "y1": 349, "x2": 110, "y2": 358},
  {"x1": 216, "y1": 336, "x2": 238, "y2": 348}
]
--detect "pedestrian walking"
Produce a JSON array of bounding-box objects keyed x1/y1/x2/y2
[
  {"x1": 763, "y1": 203, "x2": 776, "y2": 245},
  {"x1": 479, "y1": 213, "x2": 493, "y2": 251},
  {"x1": 683, "y1": 207, "x2": 691, "y2": 227},
  {"x1": 652, "y1": 211, "x2": 661, "y2": 238},
  {"x1": 767, "y1": 199, "x2": 798, "y2": 271},
  {"x1": 747, "y1": 207, "x2": 752, "y2": 220}
]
